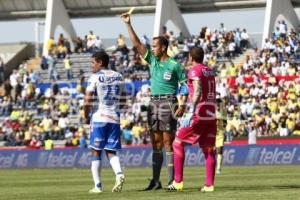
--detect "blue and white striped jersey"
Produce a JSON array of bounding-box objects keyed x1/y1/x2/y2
[{"x1": 86, "y1": 69, "x2": 124, "y2": 124}]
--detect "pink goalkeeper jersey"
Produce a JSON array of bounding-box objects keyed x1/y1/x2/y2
[{"x1": 187, "y1": 64, "x2": 216, "y2": 119}]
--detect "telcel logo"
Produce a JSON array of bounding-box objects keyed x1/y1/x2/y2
[
  {"x1": 0, "y1": 154, "x2": 15, "y2": 168},
  {"x1": 47, "y1": 152, "x2": 78, "y2": 167},
  {"x1": 259, "y1": 148, "x2": 297, "y2": 165},
  {"x1": 119, "y1": 150, "x2": 146, "y2": 166}
]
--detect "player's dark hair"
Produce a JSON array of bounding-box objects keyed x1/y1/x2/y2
[
  {"x1": 92, "y1": 51, "x2": 109, "y2": 67},
  {"x1": 153, "y1": 36, "x2": 169, "y2": 51},
  {"x1": 190, "y1": 47, "x2": 204, "y2": 63}
]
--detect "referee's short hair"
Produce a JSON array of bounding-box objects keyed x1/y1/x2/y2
[
  {"x1": 153, "y1": 36, "x2": 169, "y2": 50},
  {"x1": 190, "y1": 47, "x2": 204, "y2": 63},
  {"x1": 92, "y1": 51, "x2": 109, "y2": 67}
]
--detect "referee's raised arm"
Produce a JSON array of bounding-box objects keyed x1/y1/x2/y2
[{"x1": 121, "y1": 12, "x2": 147, "y2": 58}]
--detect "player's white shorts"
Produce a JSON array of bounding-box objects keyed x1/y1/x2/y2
[{"x1": 89, "y1": 122, "x2": 121, "y2": 151}]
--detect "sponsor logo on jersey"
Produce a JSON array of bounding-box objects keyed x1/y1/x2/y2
[
  {"x1": 206, "y1": 110, "x2": 216, "y2": 117},
  {"x1": 98, "y1": 74, "x2": 123, "y2": 83},
  {"x1": 202, "y1": 69, "x2": 215, "y2": 77}
]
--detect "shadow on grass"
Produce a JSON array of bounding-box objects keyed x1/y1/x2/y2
[
  {"x1": 136, "y1": 184, "x2": 300, "y2": 192},
  {"x1": 207, "y1": 185, "x2": 300, "y2": 192},
  {"x1": 130, "y1": 184, "x2": 300, "y2": 193},
  {"x1": 271, "y1": 185, "x2": 300, "y2": 189}
]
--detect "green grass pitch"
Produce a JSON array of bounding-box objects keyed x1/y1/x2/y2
[{"x1": 0, "y1": 166, "x2": 300, "y2": 200}]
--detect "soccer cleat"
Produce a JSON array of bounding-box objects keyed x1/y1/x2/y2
[
  {"x1": 216, "y1": 169, "x2": 221, "y2": 174},
  {"x1": 144, "y1": 179, "x2": 162, "y2": 190},
  {"x1": 200, "y1": 185, "x2": 214, "y2": 192},
  {"x1": 167, "y1": 180, "x2": 174, "y2": 187},
  {"x1": 89, "y1": 187, "x2": 102, "y2": 194},
  {"x1": 167, "y1": 181, "x2": 183, "y2": 191},
  {"x1": 112, "y1": 174, "x2": 125, "y2": 192}
]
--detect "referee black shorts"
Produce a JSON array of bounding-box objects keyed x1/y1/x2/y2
[{"x1": 147, "y1": 95, "x2": 178, "y2": 133}]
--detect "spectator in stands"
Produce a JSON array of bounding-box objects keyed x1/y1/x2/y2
[
  {"x1": 1, "y1": 96, "x2": 13, "y2": 116},
  {"x1": 29, "y1": 135, "x2": 42, "y2": 149},
  {"x1": 168, "y1": 43, "x2": 180, "y2": 58},
  {"x1": 57, "y1": 43, "x2": 67, "y2": 59},
  {"x1": 228, "y1": 39, "x2": 236, "y2": 58},
  {"x1": 64, "y1": 39, "x2": 71, "y2": 54},
  {"x1": 131, "y1": 122, "x2": 144, "y2": 145},
  {"x1": 76, "y1": 127, "x2": 86, "y2": 147},
  {"x1": 78, "y1": 133, "x2": 87, "y2": 148},
  {"x1": 14, "y1": 79, "x2": 23, "y2": 104},
  {"x1": 234, "y1": 28, "x2": 241, "y2": 48},
  {"x1": 141, "y1": 35, "x2": 151, "y2": 49},
  {"x1": 9, "y1": 69, "x2": 18, "y2": 89},
  {"x1": 169, "y1": 31, "x2": 176, "y2": 44},
  {"x1": 74, "y1": 36, "x2": 84, "y2": 53},
  {"x1": 182, "y1": 39, "x2": 190, "y2": 60},
  {"x1": 141, "y1": 124, "x2": 150, "y2": 145},
  {"x1": 248, "y1": 120, "x2": 257, "y2": 144},
  {"x1": 0, "y1": 125, "x2": 5, "y2": 141},
  {"x1": 177, "y1": 32, "x2": 184, "y2": 45},
  {"x1": 23, "y1": 123, "x2": 33, "y2": 146},
  {"x1": 46, "y1": 36, "x2": 55, "y2": 54},
  {"x1": 95, "y1": 36, "x2": 103, "y2": 50},
  {"x1": 40, "y1": 115, "x2": 53, "y2": 140},
  {"x1": 200, "y1": 27, "x2": 207, "y2": 40},
  {"x1": 58, "y1": 114, "x2": 69, "y2": 139},
  {"x1": 0, "y1": 57, "x2": 4, "y2": 85},
  {"x1": 59, "y1": 99, "x2": 70, "y2": 116},
  {"x1": 40, "y1": 56, "x2": 48, "y2": 70},
  {"x1": 286, "y1": 116, "x2": 296, "y2": 135},
  {"x1": 76, "y1": 77, "x2": 86, "y2": 95},
  {"x1": 3, "y1": 79, "x2": 12, "y2": 97},
  {"x1": 64, "y1": 55, "x2": 72, "y2": 80},
  {"x1": 51, "y1": 80, "x2": 59, "y2": 96},
  {"x1": 279, "y1": 20, "x2": 287, "y2": 39},
  {"x1": 47, "y1": 53, "x2": 57, "y2": 81},
  {"x1": 116, "y1": 34, "x2": 130, "y2": 64},
  {"x1": 58, "y1": 33, "x2": 65, "y2": 46},
  {"x1": 117, "y1": 34, "x2": 127, "y2": 52},
  {"x1": 122, "y1": 125, "x2": 132, "y2": 145},
  {"x1": 273, "y1": 27, "x2": 281, "y2": 39},
  {"x1": 0, "y1": 98, "x2": 4, "y2": 116},
  {"x1": 279, "y1": 112, "x2": 288, "y2": 136},
  {"x1": 24, "y1": 78, "x2": 35, "y2": 100},
  {"x1": 29, "y1": 69, "x2": 38, "y2": 85},
  {"x1": 45, "y1": 138, "x2": 54, "y2": 150},
  {"x1": 240, "y1": 29, "x2": 249, "y2": 50},
  {"x1": 219, "y1": 23, "x2": 226, "y2": 34},
  {"x1": 82, "y1": 35, "x2": 88, "y2": 52},
  {"x1": 87, "y1": 30, "x2": 97, "y2": 41},
  {"x1": 87, "y1": 37, "x2": 96, "y2": 53},
  {"x1": 162, "y1": 26, "x2": 171, "y2": 40}
]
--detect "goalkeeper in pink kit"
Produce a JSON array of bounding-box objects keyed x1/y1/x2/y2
[{"x1": 168, "y1": 47, "x2": 217, "y2": 192}]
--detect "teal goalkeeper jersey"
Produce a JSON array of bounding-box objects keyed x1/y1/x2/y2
[{"x1": 143, "y1": 50, "x2": 186, "y2": 95}]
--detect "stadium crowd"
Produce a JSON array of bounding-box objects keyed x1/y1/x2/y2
[{"x1": 0, "y1": 21, "x2": 299, "y2": 147}]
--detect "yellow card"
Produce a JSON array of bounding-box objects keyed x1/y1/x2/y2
[{"x1": 128, "y1": 7, "x2": 135, "y2": 15}]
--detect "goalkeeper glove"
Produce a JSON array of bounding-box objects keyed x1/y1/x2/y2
[{"x1": 181, "y1": 105, "x2": 195, "y2": 128}]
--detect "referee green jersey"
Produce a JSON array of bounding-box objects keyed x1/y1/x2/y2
[{"x1": 143, "y1": 50, "x2": 186, "y2": 95}]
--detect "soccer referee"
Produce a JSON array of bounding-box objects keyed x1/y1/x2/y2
[{"x1": 121, "y1": 12, "x2": 188, "y2": 190}]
